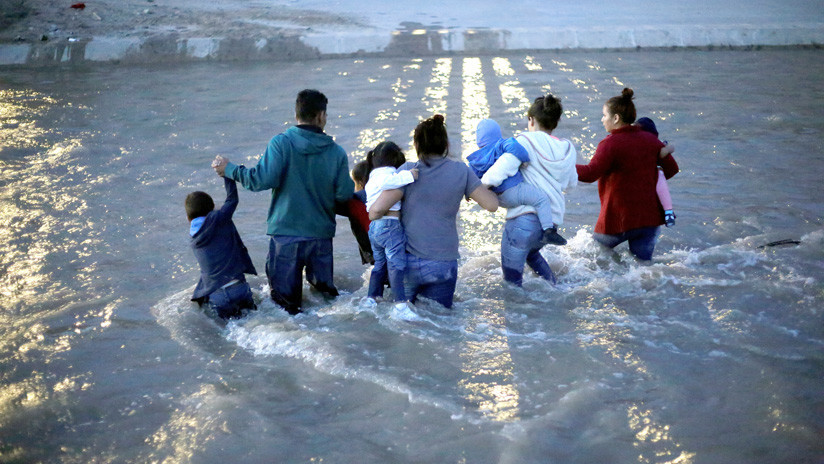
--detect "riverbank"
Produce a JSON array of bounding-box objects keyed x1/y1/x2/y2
[{"x1": 1, "y1": 0, "x2": 822, "y2": 66}]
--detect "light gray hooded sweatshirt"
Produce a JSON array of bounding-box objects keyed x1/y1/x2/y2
[{"x1": 504, "y1": 131, "x2": 578, "y2": 224}]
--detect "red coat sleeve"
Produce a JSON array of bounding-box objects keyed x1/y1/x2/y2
[
  {"x1": 658, "y1": 154, "x2": 679, "y2": 179},
  {"x1": 576, "y1": 138, "x2": 615, "y2": 183}
]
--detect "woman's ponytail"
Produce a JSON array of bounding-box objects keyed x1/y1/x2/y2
[
  {"x1": 413, "y1": 114, "x2": 449, "y2": 165},
  {"x1": 605, "y1": 87, "x2": 637, "y2": 124},
  {"x1": 528, "y1": 94, "x2": 563, "y2": 131}
]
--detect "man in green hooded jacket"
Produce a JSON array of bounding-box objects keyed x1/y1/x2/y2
[{"x1": 213, "y1": 89, "x2": 354, "y2": 314}]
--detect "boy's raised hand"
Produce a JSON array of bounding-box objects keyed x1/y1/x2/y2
[{"x1": 212, "y1": 155, "x2": 229, "y2": 177}]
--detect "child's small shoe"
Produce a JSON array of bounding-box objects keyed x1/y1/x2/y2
[
  {"x1": 541, "y1": 226, "x2": 567, "y2": 246},
  {"x1": 664, "y1": 210, "x2": 676, "y2": 228}
]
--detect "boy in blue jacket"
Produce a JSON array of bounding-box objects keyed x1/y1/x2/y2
[
  {"x1": 186, "y1": 177, "x2": 258, "y2": 319},
  {"x1": 468, "y1": 119, "x2": 566, "y2": 245}
]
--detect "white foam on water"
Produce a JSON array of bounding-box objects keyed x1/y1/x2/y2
[
  {"x1": 487, "y1": 227, "x2": 824, "y2": 364},
  {"x1": 222, "y1": 295, "x2": 474, "y2": 419},
  {"x1": 152, "y1": 222, "x2": 824, "y2": 433}
]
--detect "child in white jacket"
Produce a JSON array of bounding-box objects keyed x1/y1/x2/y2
[{"x1": 363, "y1": 141, "x2": 418, "y2": 309}]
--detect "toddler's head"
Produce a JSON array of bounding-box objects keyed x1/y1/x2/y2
[
  {"x1": 634, "y1": 117, "x2": 659, "y2": 136},
  {"x1": 351, "y1": 160, "x2": 370, "y2": 191},
  {"x1": 475, "y1": 119, "x2": 502, "y2": 148},
  {"x1": 185, "y1": 191, "x2": 214, "y2": 221},
  {"x1": 367, "y1": 141, "x2": 406, "y2": 170}
]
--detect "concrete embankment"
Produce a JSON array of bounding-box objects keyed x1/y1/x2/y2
[
  {"x1": 1, "y1": 0, "x2": 822, "y2": 67},
  {"x1": 2, "y1": 24, "x2": 823, "y2": 67}
]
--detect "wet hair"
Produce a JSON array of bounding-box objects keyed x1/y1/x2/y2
[
  {"x1": 185, "y1": 191, "x2": 214, "y2": 221},
  {"x1": 527, "y1": 94, "x2": 563, "y2": 131},
  {"x1": 366, "y1": 141, "x2": 406, "y2": 175},
  {"x1": 413, "y1": 114, "x2": 449, "y2": 165},
  {"x1": 605, "y1": 88, "x2": 636, "y2": 125},
  {"x1": 351, "y1": 160, "x2": 370, "y2": 189},
  {"x1": 295, "y1": 89, "x2": 328, "y2": 123}
]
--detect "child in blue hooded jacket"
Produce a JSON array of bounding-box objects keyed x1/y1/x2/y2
[{"x1": 468, "y1": 119, "x2": 566, "y2": 245}]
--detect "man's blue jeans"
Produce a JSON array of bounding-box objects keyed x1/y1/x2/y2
[
  {"x1": 404, "y1": 253, "x2": 458, "y2": 308},
  {"x1": 367, "y1": 218, "x2": 407, "y2": 301},
  {"x1": 592, "y1": 226, "x2": 659, "y2": 261},
  {"x1": 208, "y1": 279, "x2": 255, "y2": 319},
  {"x1": 266, "y1": 236, "x2": 338, "y2": 315},
  {"x1": 501, "y1": 213, "x2": 556, "y2": 287}
]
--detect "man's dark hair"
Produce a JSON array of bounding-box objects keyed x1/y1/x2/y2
[
  {"x1": 185, "y1": 191, "x2": 215, "y2": 221},
  {"x1": 296, "y1": 89, "x2": 328, "y2": 123}
]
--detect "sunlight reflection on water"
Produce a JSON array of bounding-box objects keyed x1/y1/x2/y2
[{"x1": 1, "y1": 50, "x2": 822, "y2": 463}]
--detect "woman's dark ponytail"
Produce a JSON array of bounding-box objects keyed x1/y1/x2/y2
[
  {"x1": 413, "y1": 114, "x2": 449, "y2": 165},
  {"x1": 605, "y1": 87, "x2": 637, "y2": 124},
  {"x1": 621, "y1": 88, "x2": 634, "y2": 101},
  {"x1": 365, "y1": 147, "x2": 376, "y2": 173},
  {"x1": 528, "y1": 94, "x2": 563, "y2": 131}
]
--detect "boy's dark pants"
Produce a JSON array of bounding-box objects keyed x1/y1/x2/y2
[
  {"x1": 207, "y1": 279, "x2": 255, "y2": 319},
  {"x1": 266, "y1": 236, "x2": 339, "y2": 314}
]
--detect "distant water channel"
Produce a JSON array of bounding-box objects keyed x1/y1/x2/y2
[{"x1": 1, "y1": 49, "x2": 822, "y2": 463}]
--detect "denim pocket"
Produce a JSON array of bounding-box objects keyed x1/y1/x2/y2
[{"x1": 419, "y1": 259, "x2": 456, "y2": 284}]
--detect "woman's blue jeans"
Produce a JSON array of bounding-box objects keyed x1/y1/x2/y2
[
  {"x1": 501, "y1": 213, "x2": 556, "y2": 287},
  {"x1": 592, "y1": 226, "x2": 659, "y2": 261},
  {"x1": 367, "y1": 218, "x2": 407, "y2": 301},
  {"x1": 404, "y1": 253, "x2": 458, "y2": 308}
]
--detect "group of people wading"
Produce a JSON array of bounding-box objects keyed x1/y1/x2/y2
[{"x1": 186, "y1": 87, "x2": 679, "y2": 319}]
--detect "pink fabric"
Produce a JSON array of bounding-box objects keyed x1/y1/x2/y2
[{"x1": 656, "y1": 169, "x2": 673, "y2": 210}]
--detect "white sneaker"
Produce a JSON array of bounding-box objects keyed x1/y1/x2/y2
[
  {"x1": 391, "y1": 301, "x2": 418, "y2": 320},
  {"x1": 359, "y1": 297, "x2": 377, "y2": 308}
]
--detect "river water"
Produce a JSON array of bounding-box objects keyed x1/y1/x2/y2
[{"x1": 1, "y1": 50, "x2": 822, "y2": 463}]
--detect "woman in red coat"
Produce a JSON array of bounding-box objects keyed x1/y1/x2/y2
[{"x1": 576, "y1": 88, "x2": 679, "y2": 260}]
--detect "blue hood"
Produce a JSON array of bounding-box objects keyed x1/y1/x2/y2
[{"x1": 476, "y1": 119, "x2": 502, "y2": 148}]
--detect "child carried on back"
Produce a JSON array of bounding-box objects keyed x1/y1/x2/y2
[
  {"x1": 186, "y1": 177, "x2": 257, "y2": 320},
  {"x1": 362, "y1": 141, "x2": 418, "y2": 309},
  {"x1": 468, "y1": 119, "x2": 566, "y2": 245},
  {"x1": 635, "y1": 117, "x2": 677, "y2": 227}
]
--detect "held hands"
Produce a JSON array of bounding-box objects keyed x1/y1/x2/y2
[
  {"x1": 212, "y1": 155, "x2": 229, "y2": 177},
  {"x1": 410, "y1": 168, "x2": 419, "y2": 180}
]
